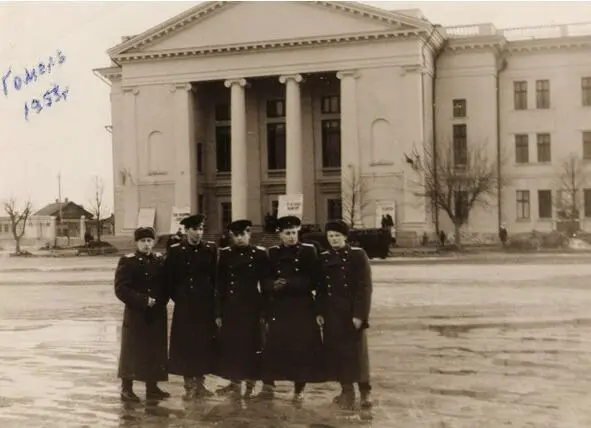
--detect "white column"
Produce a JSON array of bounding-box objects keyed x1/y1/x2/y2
[
  {"x1": 121, "y1": 87, "x2": 140, "y2": 231},
  {"x1": 171, "y1": 83, "x2": 197, "y2": 215},
  {"x1": 279, "y1": 74, "x2": 304, "y2": 198},
  {"x1": 337, "y1": 70, "x2": 360, "y2": 225},
  {"x1": 224, "y1": 78, "x2": 248, "y2": 220}
]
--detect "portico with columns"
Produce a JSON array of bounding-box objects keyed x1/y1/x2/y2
[{"x1": 96, "y1": 1, "x2": 444, "y2": 236}]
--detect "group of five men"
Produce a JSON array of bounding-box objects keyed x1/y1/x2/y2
[{"x1": 113, "y1": 214, "x2": 373, "y2": 410}]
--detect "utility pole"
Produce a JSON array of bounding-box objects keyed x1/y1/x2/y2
[{"x1": 58, "y1": 171, "x2": 63, "y2": 236}]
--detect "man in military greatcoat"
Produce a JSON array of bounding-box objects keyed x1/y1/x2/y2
[
  {"x1": 214, "y1": 219, "x2": 271, "y2": 399},
  {"x1": 260, "y1": 215, "x2": 325, "y2": 402},
  {"x1": 318, "y1": 220, "x2": 373, "y2": 410},
  {"x1": 165, "y1": 214, "x2": 217, "y2": 400},
  {"x1": 114, "y1": 227, "x2": 170, "y2": 402}
]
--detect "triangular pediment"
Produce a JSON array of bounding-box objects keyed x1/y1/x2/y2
[{"x1": 109, "y1": 1, "x2": 430, "y2": 57}]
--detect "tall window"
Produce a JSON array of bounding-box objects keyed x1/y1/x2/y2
[
  {"x1": 515, "y1": 134, "x2": 529, "y2": 164},
  {"x1": 582, "y1": 77, "x2": 591, "y2": 106},
  {"x1": 538, "y1": 190, "x2": 552, "y2": 219},
  {"x1": 327, "y1": 198, "x2": 342, "y2": 220},
  {"x1": 215, "y1": 126, "x2": 231, "y2": 172},
  {"x1": 215, "y1": 103, "x2": 231, "y2": 173},
  {"x1": 197, "y1": 143, "x2": 203, "y2": 173},
  {"x1": 267, "y1": 99, "x2": 286, "y2": 170},
  {"x1": 453, "y1": 124, "x2": 467, "y2": 166},
  {"x1": 583, "y1": 132, "x2": 591, "y2": 160},
  {"x1": 271, "y1": 200, "x2": 279, "y2": 218},
  {"x1": 221, "y1": 202, "x2": 232, "y2": 228},
  {"x1": 267, "y1": 123, "x2": 286, "y2": 170},
  {"x1": 516, "y1": 190, "x2": 530, "y2": 220},
  {"x1": 266, "y1": 99, "x2": 285, "y2": 118},
  {"x1": 453, "y1": 99, "x2": 467, "y2": 118},
  {"x1": 197, "y1": 194, "x2": 204, "y2": 213},
  {"x1": 535, "y1": 80, "x2": 550, "y2": 109},
  {"x1": 321, "y1": 95, "x2": 340, "y2": 114},
  {"x1": 321, "y1": 119, "x2": 341, "y2": 168},
  {"x1": 536, "y1": 133, "x2": 551, "y2": 163},
  {"x1": 584, "y1": 189, "x2": 591, "y2": 217},
  {"x1": 514, "y1": 81, "x2": 527, "y2": 110},
  {"x1": 215, "y1": 103, "x2": 231, "y2": 121},
  {"x1": 454, "y1": 191, "x2": 468, "y2": 221}
]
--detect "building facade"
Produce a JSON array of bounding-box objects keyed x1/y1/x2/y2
[{"x1": 96, "y1": 1, "x2": 591, "y2": 238}]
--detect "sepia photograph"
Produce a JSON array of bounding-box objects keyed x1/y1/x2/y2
[{"x1": 1, "y1": 0, "x2": 591, "y2": 426}]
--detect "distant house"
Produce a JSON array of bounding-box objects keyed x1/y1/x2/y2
[{"x1": 35, "y1": 198, "x2": 94, "y2": 238}]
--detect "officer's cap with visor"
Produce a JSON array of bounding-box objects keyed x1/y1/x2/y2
[
  {"x1": 180, "y1": 214, "x2": 205, "y2": 229},
  {"x1": 276, "y1": 215, "x2": 301, "y2": 232},
  {"x1": 228, "y1": 219, "x2": 252, "y2": 234},
  {"x1": 134, "y1": 227, "x2": 155, "y2": 241},
  {"x1": 325, "y1": 219, "x2": 349, "y2": 237}
]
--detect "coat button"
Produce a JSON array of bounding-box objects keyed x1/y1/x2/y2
[{"x1": 230, "y1": 281, "x2": 234, "y2": 285}]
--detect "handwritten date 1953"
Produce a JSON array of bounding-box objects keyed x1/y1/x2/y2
[{"x1": 24, "y1": 84, "x2": 69, "y2": 121}]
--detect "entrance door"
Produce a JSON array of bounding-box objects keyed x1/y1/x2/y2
[
  {"x1": 326, "y1": 197, "x2": 342, "y2": 221},
  {"x1": 220, "y1": 202, "x2": 232, "y2": 230}
]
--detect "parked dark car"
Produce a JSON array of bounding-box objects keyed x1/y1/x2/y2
[{"x1": 300, "y1": 227, "x2": 391, "y2": 259}]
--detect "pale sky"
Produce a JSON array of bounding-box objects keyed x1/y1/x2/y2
[{"x1": 1, "y1": 0, "x2": 590, "y2": 214}]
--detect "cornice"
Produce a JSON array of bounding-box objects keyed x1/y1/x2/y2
[
  {"x1": 505, "y1": 35, "x2": 591, "y2": 53},
  {"x1": 108, "y1": 1, "x2": 228, "y2": 57},
  {"x1": 445, "y1": 35, "x2": 506, "y2": 53},
  {"x1": 112, "y1": 30, "x2": 425, "y2": 64},
  {"x1": 94, "y1": 66, "x2": 122, "y2": 83},
  {"x1": 107, "y1": 0, "x2": 433, "y2": 61}
]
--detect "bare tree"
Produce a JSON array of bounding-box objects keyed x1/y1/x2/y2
[
  {"x1": 554, "y1": 154, "x2": 588, "y2": 229},
  {"x1": 3, "y1": 198, "x2": 33, "y2": 254},
  {"x1": 407, "y1": 142, "x2": 502, "y2": 246},
  {"x1": 88, "y1": 176, "x2": 106, "y2": 242},
  {"x1": 341, "y1": 166, "x2": 372, "y2": 228}
]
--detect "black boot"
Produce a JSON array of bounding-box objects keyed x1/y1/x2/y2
[
  {"x1": 243, "y1": 380, "x2": 256, "y2": 399},
  {"x1": 359, "y1": 382, "x2": 373, "y2": 409},
  {"x1": 333, "y1": 383, "x2": 355, "y2": 409},
  {"x1": 121, "y1": 379, "x2": 140, "y2": 402},
  {"x1": 293, "y1": 381, "x2": 306, "y2": 402},
  {"x1": 182, "y1": 376, "x2": 196, "y2": 401},
  {"x1": 146, "y1": 382, "x2": 170, "y2": 400}
]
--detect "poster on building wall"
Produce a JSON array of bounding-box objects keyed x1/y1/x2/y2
[
  {"x1": 277, "y1": 194, "x2": 303, "y2": 219},
  {"x1": 170, "y1": 206, "x2": 191, "y2": 233},
  {"x1": 375, "y1": 201, "x2": 396, "y2": 229},
  {"x1": 137, "y1": 208, "x2": 156, "y2": 229}
]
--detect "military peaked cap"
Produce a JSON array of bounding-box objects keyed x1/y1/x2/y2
[
  {"x1": 276, "y1": 215, "x2": 301, "y2": 231},
  {"x1": 180, "y1": 214, "x2": 205, "y2": 228},
  {"x1": 228, "y1": 219, "x2": 252, "y2": 234}
]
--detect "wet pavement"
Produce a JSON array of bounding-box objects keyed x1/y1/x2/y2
[{"x1": 1, "y1": 254, "x2": 591, "y2": 427}]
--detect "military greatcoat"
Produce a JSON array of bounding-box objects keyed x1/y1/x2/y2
[
  {"x1": 214, "y1": 244, "x2": 271, "y2": 380},
  {"x1": 166, "y1": 240, "x2": 218, "y2": 377},
  {"x1": 114, "y1": 251, "x2": 169, "y2": 382},
  {"x1": 262, "y1": 242, "x2": 325, "y2": 382},
  {"x1": 318, "y1": 245, "x2": 373, "y2": 383}
]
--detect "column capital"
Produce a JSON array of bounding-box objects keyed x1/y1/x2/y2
[
  {"x1": 279, "y1": 74, "x2": 303, "y2": 84},
  {"x1": 224, "y1": 78, "x2": 247, "y2": 88},
  {"x1": 122, "y1": 87, "x2": 140, "y2": 95},
  {"x1": 336, "y1": 70, "x2": 359, "y2": 80},
  {"x1": 169, "y1": 83, "x2": 193, "y2": 93}
]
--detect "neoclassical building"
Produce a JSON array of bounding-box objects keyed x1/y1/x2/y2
[{"x1": 96, "y1": 1, "x2": 591, "y2": 239}]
